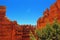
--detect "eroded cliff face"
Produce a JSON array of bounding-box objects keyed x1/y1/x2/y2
[
  {"x1": 0, "y1": 6, "x2": 35, "y2": 40},
  {"x1": 37, "y1": 0, "x2": 60, "y2": 29}
]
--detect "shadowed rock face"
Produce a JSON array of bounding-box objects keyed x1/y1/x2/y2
[{"x1": 37, "y1": 0, "x2": 60, "y2": 29}]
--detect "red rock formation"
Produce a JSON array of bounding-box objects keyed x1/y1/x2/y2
[
  {"x1": 37, "y1": 0, "x2": 60, "y2": 29},
  {"x1": 14, "y1": 25, "x2": 35, "y2": 40},
  {"x1": 0, "y1": 6, "x2": 36, "y2": 40},
  {"x1": 0, "y1": 6, "x2": 12, "y2": 40}
]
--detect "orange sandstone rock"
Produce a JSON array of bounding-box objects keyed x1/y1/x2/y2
[
  {"x1": 0, "y1": 6, "x2": 35, "y2": 40},
  {"x1": 37, "y1": 0, "x2": 60, "y2": 29}
]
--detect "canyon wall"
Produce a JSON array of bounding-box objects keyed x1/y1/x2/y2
[
  {"x1": 0, "y1": 6, "x2": 35, "y2": 40},
  {"x1": 0, "y1": 0, "x2": 60, "y2": 40},
  {"x1": 37, "y1": 0, "x2": 60, "y2": 29}
]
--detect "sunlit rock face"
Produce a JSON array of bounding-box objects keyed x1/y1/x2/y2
[
  {"x1": 0, "y1": 6, "x2": 13, "y2": 40},
  {"x1": 56, "y1": 0, "x2": 60, "y2": 9},
  {"x1": 0, "y1": 6, "x2": 36, "y2": 40},
  {"x1": 0, "y1": 6, "x2": 6, "y2": 17},
  {"x1": 37, "y1": 0, "x2": 60, "y2": 29},
  {"x1": 37, "y1": 9, "x2": 49, "y2": 29}
]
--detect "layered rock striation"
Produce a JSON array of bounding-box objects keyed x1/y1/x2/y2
[{"x1": 0, "y1": 6, "x2": 36, "y2": 40}]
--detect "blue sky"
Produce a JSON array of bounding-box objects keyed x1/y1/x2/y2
[{"x1": 0, "y1": 0, "x2": 56, "y2": 25}]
